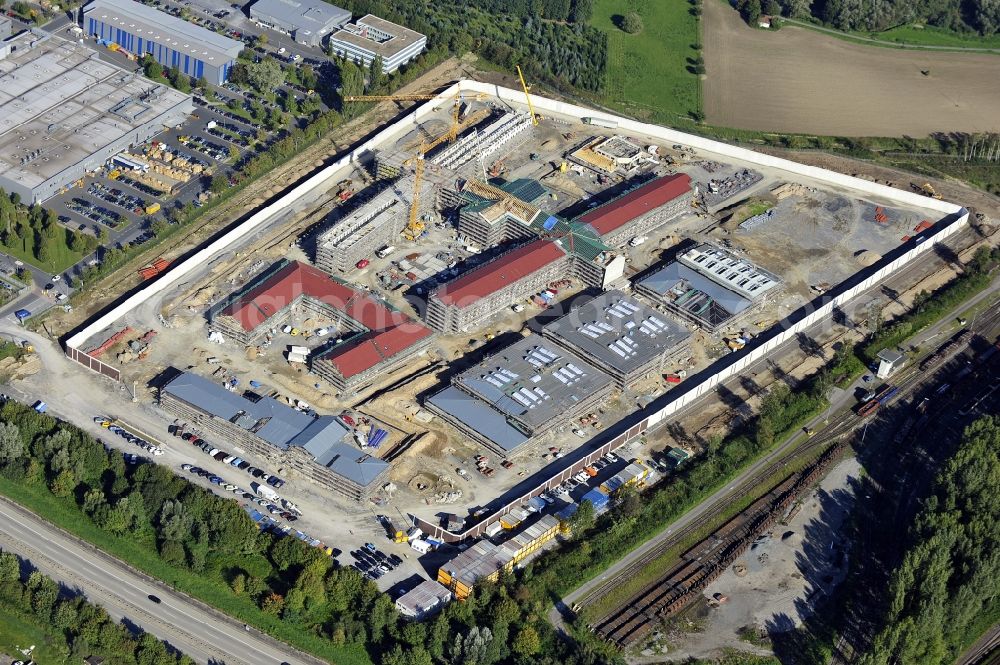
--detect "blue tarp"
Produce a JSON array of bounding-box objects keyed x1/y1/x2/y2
[{"x1": 581, "y1": 488, "x2": 610, "y2": 511}]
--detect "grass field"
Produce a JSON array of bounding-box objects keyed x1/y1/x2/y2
[
  {"x1": 703, "y1": 0, "x2": 1000, "y2": 136},
  {"x1": 831, "y1": 23, "x2": 1000, "y2": 50},
  {"x1": 1, "y1": 233, "x2": 86, "y2": 274},
  {"x1": 0, "y1": 605, "x2": 70, "y2": 663},
  {"x1": 591, "y1": 0, "x2": 700, "y2": 123}
]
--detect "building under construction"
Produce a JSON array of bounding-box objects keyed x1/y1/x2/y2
[
  {"x1": 159, "y1": 371, "x2": 390, "y2": 501},
  {"x1": 207, "y1": 260, "x2": 433, "y2": 392},
  {"x1": 314, "y1": 179, "x2": 413, "y2": 273},
  {"x1": 543, "y1": 290, "x2": 691, "y2": 389},
  {"x1": 425, "y1": 335, "x2": 615, "y2": 455},
  {"x1": 634, "y1": 243, "x2": 781, "y2": 333},
  {"x1": 573, "y1": 173, "x2": 693, "y2": 247}
]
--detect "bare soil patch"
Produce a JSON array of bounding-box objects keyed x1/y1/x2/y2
[{"x1": 703, "y1": 0, "x2": 1000, "y2": 136}]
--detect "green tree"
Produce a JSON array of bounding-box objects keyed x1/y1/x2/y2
[
  {"x1": 512, "y1": 625, "x2": 541, "y2": 657},
  {"x1": 245, "y1": 58, "x2": 284, "y2": 94},
  {"x1": 0, "y1": 550, "x2": 19, "y2": 582},
  {"x1": 620, "y1": 12, "x2": 643, "y2": 33},
  {"x1": 338, "y1": 60, "x2": 365, "y2": 113},
  {"x1": 567, "y1": 499, "x2": 596, "y2": 535},
  {"x1": 0, "y1": 421, "x2": 23, "y2": 467},
  {"x1": 49, "y1": 469, "x2": 76, "y2": 497}
]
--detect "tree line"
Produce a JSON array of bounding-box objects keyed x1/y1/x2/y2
[
  {"x1": 331, "y1": 0, "x2": 607, "y2": 92},
  {"x1": 0, "y1": 548, "x2": 194, "y2": 665},
  {"x1": 861, "y1": 245, "x2": 1000, "y2": 362},
  {"x1": 859, "y1": 415, "x2": 1000, "y2": 664},
  {"x1": 749, "y1": 0, "x2": 1000, "y2": 36}
]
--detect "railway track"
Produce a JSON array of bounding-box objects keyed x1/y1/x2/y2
[
  {"x1": 592, "y1": 441, "x2": 848, "y2": 647},
  {"x1": 578, "y1": 308, "x2": 1000, "y2": 646}
]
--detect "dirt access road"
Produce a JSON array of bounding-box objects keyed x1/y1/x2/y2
[{"x1": 703, "y1": 0, "x2": 1000, "y2": 136}]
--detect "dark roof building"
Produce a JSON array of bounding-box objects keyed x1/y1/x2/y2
[
  {"x1": 634, "y1": 244, "x2": 780, "y2": 333},
  {"x1": 575, "y1": 173, "x2": 692, "y2": 247},
  {"x1": 542, "y1": 290, "x2": 691, "y2": 388},
  {"x1": 160, "y1": 372, "x2": 389, "y2": 500},
  {"x1": 209, "y1": 260, "x2": 433, "y2": 393}
]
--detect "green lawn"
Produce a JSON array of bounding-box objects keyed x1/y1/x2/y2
[
  {"x1": 592, "y1": 0, "x2": 701, "y2": 123},
  {"x1": 0, "y1": 605, "x2": 70, "y2": 663},
  {"x1": 2, "y1": 234, "x2": 87, "y2": 274},
  {"x1": 855, "y1": 23, "x2": 1000, "y2": 49}
]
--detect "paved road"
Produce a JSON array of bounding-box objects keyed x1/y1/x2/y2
[
  {"x1": 782, "y1": 18, "x2": 1000, "y2": 53},
  {"x1": 553, "y1": 274, "x2": 1000, "y2": 629},
  {"x1": 0, "y1": 497, "x2": 319, "y2": 665}
]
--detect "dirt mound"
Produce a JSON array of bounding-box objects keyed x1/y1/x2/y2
[{"x1": 855, "y1": 249, "x2": 882, "y2": 267}]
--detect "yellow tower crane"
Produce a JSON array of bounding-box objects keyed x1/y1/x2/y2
[{"x1": 515, "y1": 65, "x2": 539, "y2": 126}]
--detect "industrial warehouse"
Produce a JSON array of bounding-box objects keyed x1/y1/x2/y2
[
  {"x1": 0, "y1": 30, "x2": 193, "y2": 203},
  {"x1": 327, "y1": 14, "x2": 426, "y2": 73},
  {"x1": 426, "y1": 335, "x2": 615, "y2": 455},
  {"x1": 437, "y1": 514, "x2": 560, "y2": 599},
  {"x1": 159, "y1": 371, "x2": 390, "y2": 500},
  {"x1": 82, "y1": 0, "x2": 244, "y2": 84},
  {"x1": 248, "y1": 0, "x2": 351, "y2": 47}
]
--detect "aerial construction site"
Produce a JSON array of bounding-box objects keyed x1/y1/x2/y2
[{"x1": 58, "y1": 80, "x2": 974, "y2": 600}]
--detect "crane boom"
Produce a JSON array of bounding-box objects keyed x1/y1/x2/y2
[{"x1": 515, "y1": 65, "x2": 539, "y2": 126}]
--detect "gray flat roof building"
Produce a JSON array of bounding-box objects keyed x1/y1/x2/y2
[
  {"x1": 0, "y1": 30, "x2": 193, "y2": 203},
  {"x1": 83, "y1": 0, "x2": 244, "y2": 84},
  {"x1": 395, "y1": 580, "x2": 452, "y2": 620},
  {"x1": 634, "y1": 244, "x2": 781, "y2": 333},
  {"x1": 0, "y1": 15, "x2": 13, "y2": 40},
  {"x1": 543, "y1": 290, "x2": 691, "y2": 388},
  {"x1": 160, "y1": 371, "x2": 390, "y2": 501},
  {"x1": 249, "y1": 0, "x2": 351, "y2": 47},
  {"x1": 328, "y1": 14, "x2": 426, "y2": 73},
  {"x1": 426, "y1": 335, "x2": 614, "y2": 456}
]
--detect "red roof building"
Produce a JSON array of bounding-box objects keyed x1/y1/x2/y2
[
  {"x1": 576, "y1": 173, "x2": 692, "y2": 243},
  {"x1": 425, "y1": 239, "x2": 570, "y2": 333},
  {"x1": 211, "y1": 260, "x2": 433, "y2": 392},
  {"x1": 434, "y1": 239, "x2": 566, "y2": 308}
]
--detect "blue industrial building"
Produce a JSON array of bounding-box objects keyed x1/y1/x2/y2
[{"x1": 82, "y1": 0, "x2": 244, "y2": 84}]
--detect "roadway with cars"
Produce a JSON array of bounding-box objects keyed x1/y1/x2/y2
[{"x1": 0, "y1": 496, "x2": 320, "y2": 665}]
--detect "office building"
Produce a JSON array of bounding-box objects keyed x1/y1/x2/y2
[
  {"x1": 0, "y1": 30, "x2": 192, "y2": 203},
  {"x1": 249, "y1": 0, "x2": 351, "y2": 47},
  {"x1": 83, "y1": 0, "x2": 244, "y2": 84},
  {"x1": 328, "y1": 14, "x2": 425, "y2": 74}
]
